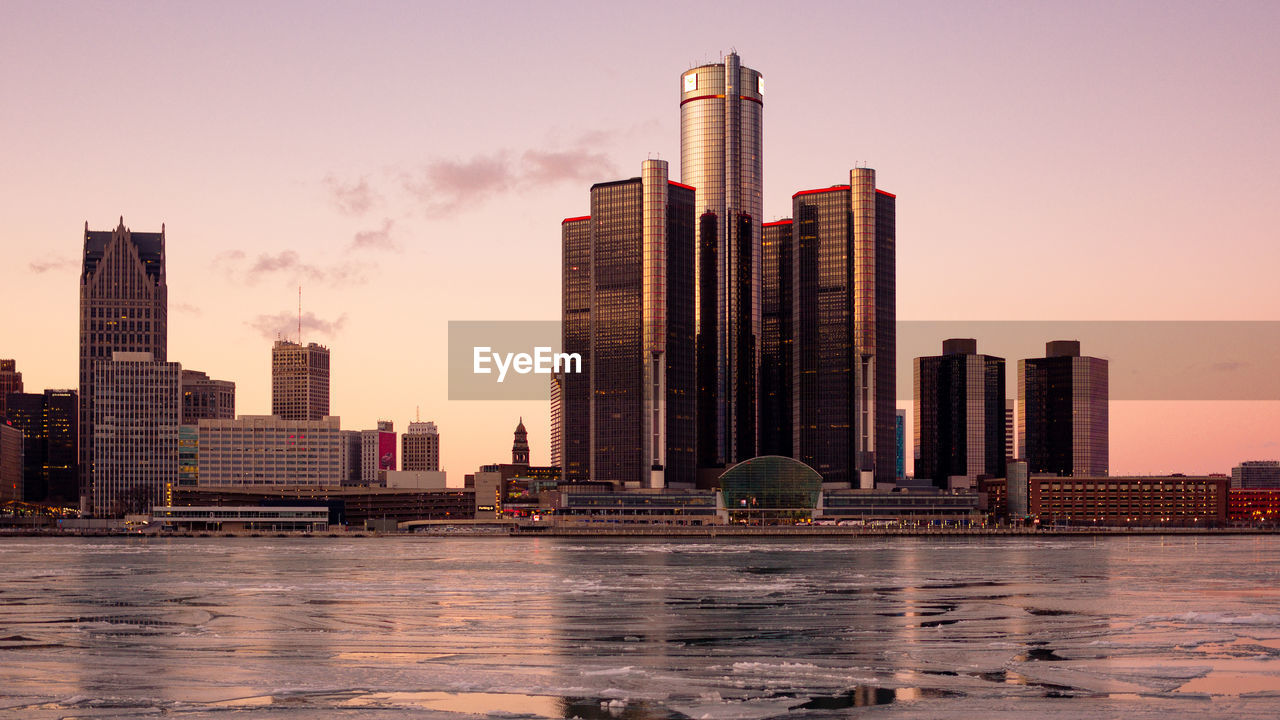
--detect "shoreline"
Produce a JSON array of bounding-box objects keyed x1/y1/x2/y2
[{"x1": 2, "y1": 526, "x2": 1278, "y2": 539}]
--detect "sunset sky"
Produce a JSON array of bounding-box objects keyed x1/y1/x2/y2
[{"x1": 3, "y1": 1, "x2": 1278, "y2": 478}]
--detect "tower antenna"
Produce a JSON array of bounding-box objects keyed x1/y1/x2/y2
[{"x1": 297, "y1": 285, "x2": 302, "y2": 343}]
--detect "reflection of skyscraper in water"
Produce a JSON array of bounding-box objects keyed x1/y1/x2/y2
[{"x1": 680, "y1": 52, "x2": 763, "y2": 467}]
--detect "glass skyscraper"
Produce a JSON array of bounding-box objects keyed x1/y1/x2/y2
[
  {"x1": 791, "y1": 170, "x2": 896, "y2": 488},
  {"x1": 759, "y1": 219, "x2": 793, "y2": 458},
  {"x1": 680, "y1": 52, "x2": 763, "y2": 467},
  {"x1": 561, "y1": 160, "x2": 696, "y2": 488},
  {"x1": 1019, "y1": 340, "x2": 1109, "y2": 477},
  {"x1": 914, "y1": 339, "x2": 1007, "y2": 488}
]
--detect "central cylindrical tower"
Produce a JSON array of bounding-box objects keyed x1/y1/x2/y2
[{"x1": 679, "y1": 51, "x2": 763, "y2": 467}]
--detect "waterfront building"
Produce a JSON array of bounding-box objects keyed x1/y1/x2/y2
[
  {"x1": 4, "y1": 389, "x2": 77, "y2": 503},
  {"x1": 0, "y1": 420, "x2": 21, "y2": 502},
  {"x1": 1231, "y1": 460, "x2": 1280, "y2": 489},
  {"x1": 271, "y1": 340, "x2": 330, "y2": 421},
  {"x1": 80, "y1": 219, "x2": 167, "y2": 511},
  {"x1": 759, "y1": 219, "x2": 793, "y2": 458},
  {"x1": 560, "y1": 215, "x2": 591, "y2": 482},
  {"x1": 1228, "y1": 489, "x2": 1280, "y2": 523},
  {"x1": 1029, "y1": 474, "x2": 1226, "y2": 526},
  {"x1": 181, "y1": 370, "x2": 235, "y2": 425},
  {"x1": 680, "y1": 51, "x2": 764, "y2": 467},
  {"x1": 791, "y1": 171, "x2": 896, "y2": 488},
  {"x1": 563, "y1": 160, "x2": 696, "y2": 488},
  {"x1": 1019, "y1": 341, "x2": 1108, "y2": 477},
  {"x1": 360, "y1": 420, "x2": 395, "y2": 486},
  {"x1": 402, "y1": 421, "x2": 440, "y2": 472},
  {"x1": 0, "y1": 359, "x2": 21, "y2": 417},
  {"x1": 92, "y1": 352, "x2": 180, "y2": 516},
  {"x1": 197, "y1": 415, "x2": 346, "y2": 487},
  {"x1": 152, "y1": 505, "x2": 330, "y2": 532},
  {"x1": 171, "y1": 485, "x2": 476, "y2": 524},
  {"x1": 914, "y1": 339, "x2": 1007, "y2": 488}
]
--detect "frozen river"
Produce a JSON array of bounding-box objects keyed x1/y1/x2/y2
[{"x1": 2, "y1": 535, "x2": 1279, "y2": 718}]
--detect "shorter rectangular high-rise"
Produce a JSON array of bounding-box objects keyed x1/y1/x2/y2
[
  {"x1": 197, "y1": 415, "x2": 346, "y2": 487},
  {"x1": 181, "y1": 370, "x2": 235, "y2": 425},
  {"x1": 1019, "y1": 341, "x2": 1108, "y2": 477},
  {"x1": 402, "y1": 421, "x2": 440, "y2": 472},
  {"x1": 271, "y1": 341, "x2": 330, "y2": 421},
  {"x1": 4, "y1": 389, "x2": 77, "y2": 503},
  {"x1": 914, "y1": 339, "x2": 1006, "y2": 488}
]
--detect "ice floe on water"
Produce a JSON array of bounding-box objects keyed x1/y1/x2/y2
[{"x1": 1, "y1": 535, "x2": 1280, "y2": 718}]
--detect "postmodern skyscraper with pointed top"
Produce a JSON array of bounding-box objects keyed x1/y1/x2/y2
[
  {"x1": 79, "y1": 218, "x2": 167, "y2": 511},
  {"x1": 680, "y1": 51, "x2": 763, "y2": 468}
]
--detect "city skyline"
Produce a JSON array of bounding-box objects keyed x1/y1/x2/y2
[{"x1": 4, "y1": 2, "x2": 1280, "y2": 478}]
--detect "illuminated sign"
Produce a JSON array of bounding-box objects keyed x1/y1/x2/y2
[
  {"x1": 757, "y1": 75, "x2": 764, "y2": 95},
  {"x1": 684, "y1": 73, "x2": 697, "y2": 92},
  {"x1": 477, "y1": 505, "x2": 496, "y2": 512},
  {"x1": 378, "y1": 432, "x2": 396, "y2": 471}
]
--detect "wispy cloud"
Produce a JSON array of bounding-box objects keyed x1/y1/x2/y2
[
  {"x1": 249, "y1": 311, "x2": 348, "y2": 340},
  {"x1": 401, "y1": 153, "x2": 513, "y2": 213},
  {"x1": 324, "y1": 175, "x2": 378, "y2": 216},
  {"x1": 173, "y1": 302, "x2": 203, "y2": 316},
  {"x1": 216, "y1": 249, "x2": 368, "y2": 286},
  {"x1": 520, "y1": 148, "x2": 614, "y2": 185},
  {"x1": 29, "y1": 257, "x2": 78, "y2": 274},
  {"x1": 399, "y1": 143, "x2": 619, "y2": 215},
  {"x1": 348, "y1": 219, "x2": 396, "y2": 252}
]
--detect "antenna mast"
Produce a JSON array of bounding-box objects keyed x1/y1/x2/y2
[{"x1": 297, "y1": 286, "x2": 302, "y2": 344}]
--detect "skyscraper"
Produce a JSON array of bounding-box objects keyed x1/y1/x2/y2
[
  {"x1": 271, "y1": 340, "x2": 330, "y2": 421},
  {"x1": 759, "y1": 220, "x2": 793, "y2": 458},
  {"x1": 92, "y1": 352, "x2": 180, "y2": 516},
  {"x1": 791, "y1": 170, "x2": 896, "y2": 487},
  {"x1": 563, "y1": 159, "x2": 696, "y2": 488},
  {"x1": 549, "y1": 375, "x2": 563, "y2": 470},
  {"x1": 402, "y1": 421, "x2": 440, "y2": 472},
  {"x1": 181, "y1": 370, "x2": 235, "y2": 425},
  {"x1": 80, "y1": 219, "x2": 167, "y2": 511},
  {"x1": 914, "y1": 339, "x2": 1007, "y2": 488},
  {"x1": 0, "y1": 359, "x2": 22, "y2": 417},
  {"x1": 680, "y1": 51, "x2": 763, "y2": 467},
  {"x1": 1019, "y1": 340, "x2": 1109, "y2": 477},
  {"x1": 560, "y1": 215, "x2": 592, "y2": 482},
  {"x1": 4, "y1": 389, "x2": 77, "y2": 504}
]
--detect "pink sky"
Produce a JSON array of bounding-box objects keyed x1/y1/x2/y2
[{"x1": 2, "y1": 1, "x2": 1278, "y2": 477}]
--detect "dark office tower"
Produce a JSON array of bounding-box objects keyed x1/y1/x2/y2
[
  {"x1": 180, "y1": 370, "x2": 235, "y2": 425},
  {"x1": 5, "y1": 390, "x2": 77, "y2": 504},
  {"x1": 0, "y1": 360, "x2": 21, "y2": 417},
  {"x1": 758, "y1": 219, "x2": 793, "y2": 457},
  {"x1": 584, "y1": 159, "x2": 695, "y2": 488},
  {"x1": 560, "y1": 215, "x2": 591, "y2": 482},
  {"x1": 680, "y1": 51, "x2": 763, "y2": 467},
  {"x1": 0, "y1": 421, "x2": 20, "y2": 503},
  {"x1": 79, "y1": 218, "x2": 167, "y2": 511},
  {"x1": 914, "y1": 339, "x2": 1006, "y2": 488},
  {"x1": 1019, "y1": 340, "x2": 1109, "y2": 477},
  {"x1": 271, "y1": 340, "x2": 330, "y2": 421},
  {"x1": 792, "y1": 171, "x2": 896, "y2": 488}
]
